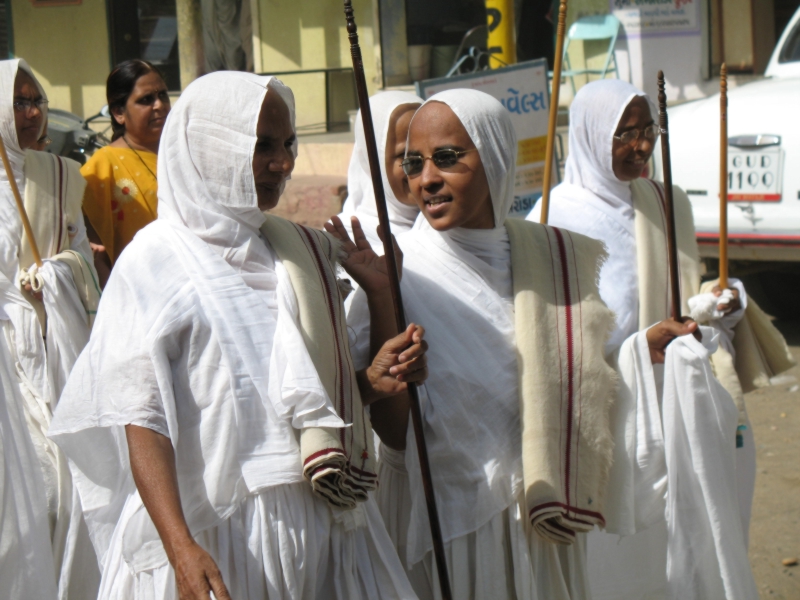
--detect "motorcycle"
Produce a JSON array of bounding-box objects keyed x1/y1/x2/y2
[{"x1": 44, "y1": 105, "x2": 111, "y2": 164}]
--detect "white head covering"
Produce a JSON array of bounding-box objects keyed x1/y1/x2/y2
[
  {"x1": 563, "y1": 79, "x2": 653, "y2": 211},
  {"x1": 0, "y1": 59, "x2": 47, "y2": 270},
  {"x1": 409, "y1": 88, "x2": 517, "y2": 291},
  {"x1": 414, "y1": 88, "x2": 517, "y2": 229},
  {"x1": 339, "y1": 91, "x2": 422, "y2": 249},
  {"x1": 0, "y1": 59, "x2": 46, "y2": 180},
  {"x1": 157, "y1": 71, "x2": 296, "y2": 256}
]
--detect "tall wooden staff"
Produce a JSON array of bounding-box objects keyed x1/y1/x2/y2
[
  {"x1": 343, "y1": 2, "x2": 452, "y2": 598},
  {"x1": 657, "y1": 71, "x2": 681, "y2": 320},
  {"x1": 719, "y1": 63, "x2": 729, "y2": 289},
  {"x1": 0, "y1": 135, "x2": 42, "y2": 267},
  {"x1": 539, "y1": 0, "x2": 568, "y2": 224}
]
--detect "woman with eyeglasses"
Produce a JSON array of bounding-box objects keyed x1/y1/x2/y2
[
  {"x1": 527, "y1": 80, "x2": 778, "y2": 600},
  {"x1": 328, "y1": 89, "x2": 638, "y2": 599},
  {"x1": 0, "y1": 58, "x2": 101, "y2": 598},
  {"x1": 81, "y1": 60, "x2": 171, "y2": 287}
]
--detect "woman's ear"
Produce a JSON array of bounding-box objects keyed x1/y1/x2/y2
[{"x1": 111, "y1": 106, "x2": 125, "y2": 126}]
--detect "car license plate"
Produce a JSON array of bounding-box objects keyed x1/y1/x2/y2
[{"x1": 727, "y1": 146, "x2": 783, "y2": 201}]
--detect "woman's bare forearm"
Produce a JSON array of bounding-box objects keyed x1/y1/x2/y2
[
  {"x1": 365, "y1": 292, "x2": 411, "y2": 450},
  {"x1": 125, "y1": 425, "x2": 194, "y2": 563}
]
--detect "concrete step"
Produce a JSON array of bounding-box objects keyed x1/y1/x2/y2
[{"x1": 270, "y1": 175, "x2": 347, "y2": 230}]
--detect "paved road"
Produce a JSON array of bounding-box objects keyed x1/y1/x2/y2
[{"x1": 749, "y1": 320, "x2": 800, "y2": 599}]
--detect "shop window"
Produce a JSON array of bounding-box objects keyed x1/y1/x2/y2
[{"x1": 107, "y1": 0, "x2": 180, "y2": 91}]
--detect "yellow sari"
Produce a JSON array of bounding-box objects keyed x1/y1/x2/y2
[{"x1": 81, "y1": 146, "x2": 158, "y2": 263}]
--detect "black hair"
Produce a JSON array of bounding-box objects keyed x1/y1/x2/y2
[{"x1": 106, "y1": 59, "x2": 163, "y2": 141}]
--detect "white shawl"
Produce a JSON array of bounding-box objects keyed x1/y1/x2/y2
[{"x1": 338, "y1": 91, "x2": 422, "y2": 251}]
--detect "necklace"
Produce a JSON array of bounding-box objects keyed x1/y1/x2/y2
[{"x1": 122, "y1": 135, "x2": 157, "y2": 182}]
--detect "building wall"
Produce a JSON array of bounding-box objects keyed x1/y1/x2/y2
[
  {"x1": 253, "y1": 0, "x2": 378, "y2": 132},
  {"x1": 11, "y1": 0, "x2": 110, "y2": 118}
]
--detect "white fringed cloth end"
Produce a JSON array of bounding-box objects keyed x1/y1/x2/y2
[
  {"x1": 507, "y1": 219, "x2": 617, "y2": 544},
  {"x1": 262, "y1": 215, "x2": 378, "y2": 509}
]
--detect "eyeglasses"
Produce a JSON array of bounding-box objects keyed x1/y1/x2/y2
[
  {"x1": 401, "y1": 148, "x2": 477, "y2": 177},
  {"x1": 13, "y1": 98, "x2": 48, "y2": 114},
  {"x1": 613, "y1": 123, "x2": 659, "y2": 146}
]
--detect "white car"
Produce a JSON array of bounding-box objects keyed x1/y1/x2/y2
[{"x1": 654, "y1": 8, "x2": 800, "y2": 316}]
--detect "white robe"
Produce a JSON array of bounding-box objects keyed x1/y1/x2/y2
[
  {"x1": 0, "y1": 306, "x2": 58, "y2": 599},
  {"x1": 0, "y1": 58, "x2": 99, "y2": 599},
  {"x1": 49, "y1": 72, "x2": 415, "y2": 600}
]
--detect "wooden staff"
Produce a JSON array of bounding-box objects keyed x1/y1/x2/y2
[
  {"x1": 343, "y1": 3, "x2": 452, "y2": 598},
  {"x1": 657, "y1": 71, "x2": 681, "y2": 320},
  {"x1": 539, "y1": 0, "x2": 568, "y2": 224},
  {"x1": 719, "y1": 63, "x2": 728, "y2": 289},
  {"x1": 0, "y1": 134, "x2": 41, "y2": 267}
]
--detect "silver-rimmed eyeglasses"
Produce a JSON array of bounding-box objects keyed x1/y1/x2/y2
[{"x1": 613, "y1": 123, "x2": 660, "y2": 146}]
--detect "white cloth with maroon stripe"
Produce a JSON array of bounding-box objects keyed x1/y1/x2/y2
[
  {"x1": 349, "y1": 89, "x2": 616, "y2": 600},
  {"x1": 48, "y1": 72, "x2": 415, "y2": 599},
  {"x1": 0, "y1": 58, "x2": 100, "y2": 599}
]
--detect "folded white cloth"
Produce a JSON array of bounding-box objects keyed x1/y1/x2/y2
[{"x1": 663, "y1": 326, "x2": 758, "y2": 600}]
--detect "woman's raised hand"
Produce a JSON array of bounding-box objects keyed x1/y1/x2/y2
[{"x1": 324, "y1": 215, "x2": 403, "y2": 296}]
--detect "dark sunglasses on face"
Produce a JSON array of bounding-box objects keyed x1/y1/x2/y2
[{"x1": 402, "y1": 148, "x2": 477, "y2": 177}]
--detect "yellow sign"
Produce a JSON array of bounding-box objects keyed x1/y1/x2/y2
[
  {"x1": 517, "y1": 136, "x2": 547, "y2": 166},
  {"x1": 486, "y1": 0, "x2": 516, "y2": 67}
]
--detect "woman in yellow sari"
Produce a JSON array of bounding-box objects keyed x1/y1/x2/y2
[{"x1": 81, "y1": 60, "x2": 170, "y2": 285}]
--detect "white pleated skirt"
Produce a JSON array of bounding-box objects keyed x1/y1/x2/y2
[
  {"x1": 376, "y1": 445, "x2": 590, "y2": 600},
  {"x1": 100, "y1": 481, "x2": 417, "y2": 600}
]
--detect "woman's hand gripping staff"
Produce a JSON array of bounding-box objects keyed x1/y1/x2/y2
[{"x1": 326, "y1": 215, "x2": 428, "y2": 447}]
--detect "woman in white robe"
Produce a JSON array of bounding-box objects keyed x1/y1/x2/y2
[
  {"x1": 329, "y1": 89, "x2": 688, "y2": 600},
  {"x1": 529, "y1": 79, "x2": 764, "y2": 600},
  {"x1": 49, "y1": 72, "x2": 427, "y2": 600},
  {"x1": 0, "y1": 58, "x2": 100, "y2": 599}
]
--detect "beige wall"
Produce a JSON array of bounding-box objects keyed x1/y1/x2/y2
[
  {"x1": 11, "y1": 0, "x2": 110, "y2": 118},
  {"x1": 252, "y1": 0, "x2": 378, "y2": 133}
]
